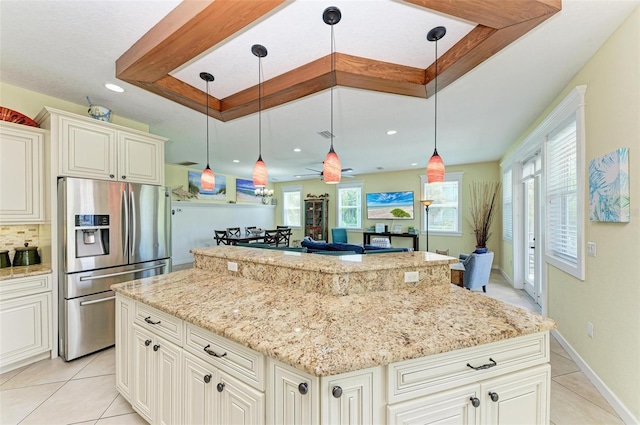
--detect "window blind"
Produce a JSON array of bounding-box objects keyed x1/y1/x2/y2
[{"x1": 503, "y1": 168, "x2": 513, "y2": 240}]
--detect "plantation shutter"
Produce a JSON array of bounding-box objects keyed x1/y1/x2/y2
[
  {"x1": 503, "y1": 168, "x2": 513, "y2": 240},
  {"x1": 545, "y1": 115, "x2": 577, "y2": 264}
]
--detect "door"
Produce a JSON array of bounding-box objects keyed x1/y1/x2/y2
[
  {"x1": 270, "y1": 360, "x2": 319, "y2": 425},
  {"x1": 60, "y1": 115, "x2": 117, "y2": 180},
  {"x1": 129, "y1": 184, "x2": 171, "y2": 264},
  {"x1": 118, "y1": 132, "x2": 163, "y2": 185},
  {"x1": 521, "y1": 158, "x2": 542, "y2": 307},
  {"x1": 321, "y1": 367, "x2": 383, "y2": 425},
  {"x1": 132, "y1": 325, "x2": 154, "y2": 423},
  {"x1": 218, "y1": 370, "x2": 265, "y2": 425},
  {"x1": 62, "y1": 290, "x2": 115, "y2": 361},
  {"x1": 154, "y1": 335, "x2": 182, "y2": 425},
  {"x1": 183, "y1": 353, "x2": 218, "y2": 425}
]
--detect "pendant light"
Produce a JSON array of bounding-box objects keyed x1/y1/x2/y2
[
  {"x1": 200, "y1": 72, "x2": 215, "y2": 191},
  {"x1": 426, "y1": 26, "x2": 446, "y2": 183},
  {"x1": 252, "y1": 44, "x2": 268, "y2": 188},
  {"x1": 322, "y1": 6, "x2": 342, "y2": 184}
]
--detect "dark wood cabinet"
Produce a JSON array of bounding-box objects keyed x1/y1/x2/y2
[{"x1": 304, "y1": 199, "x2": 328, "y2": 241}]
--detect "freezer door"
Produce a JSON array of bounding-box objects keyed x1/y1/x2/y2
[
  {"x1": 59, "y1": 178, "x2": 128, "y2": 273},
  {"x1": 128, "y1": 184, "x2": 171, "y2": 264}
]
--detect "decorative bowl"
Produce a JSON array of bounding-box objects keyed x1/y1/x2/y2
[
  {"x1": 0, "y1": 107, "x2": 38, "y2": 127},
  {"x1": 88, "y1": 105, "x2": 112, "y2": 122}
]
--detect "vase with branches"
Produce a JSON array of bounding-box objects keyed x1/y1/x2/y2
[{"x1": 468, "y1": 181, "x2": 501, "y2": 249}]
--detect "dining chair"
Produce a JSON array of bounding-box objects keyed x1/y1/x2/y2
[
  {"x1": 275, "y1": 228, "x2": 292, "y2": 247},
  {"x1": 263, "y1": 229, "x2": 279, "y2": 246},
  {"x1": 331, "y1": 228, "x2": 348, "y2": 243},
  {"x1": 226, "y1": 227, "x2": 241, "y2": 237},
  {"x1": 214, "y1": 230, "x2": 230, "y2": 245},
  {"x1": 245, "y1": 226, "x2": 257, "y2": 235}
]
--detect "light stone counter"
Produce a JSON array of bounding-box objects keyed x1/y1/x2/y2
[
  {"x1": 0, "y1": 264, "x2": 52, "y2": 281},
  {"x1": 112, "y1": 268, "x2": 556, "y2": 377}
]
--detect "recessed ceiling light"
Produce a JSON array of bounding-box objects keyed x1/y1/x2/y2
[
  {"x1": 411, "y1": 162, "x2": 418, "y2": 166},
  {"x1": 386, "y1": 130, "x2": 397, "y2": 135},
  {"x1": 232, "y1": 159, "x2": 240, "y2": 163},
  {"x1": 104, "y1": 83, "x2": 124, "y2": 93},
  {"x1": 293, "y1": 148, "x2": 301, "y2": 152}
]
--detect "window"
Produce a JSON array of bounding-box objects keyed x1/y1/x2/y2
[
  {"x1": 503, "y1": 168, "x2": 513, "y2": 240},
  {"x1": 281, "y1": 185, "x2": 302, "y2": 227},
  {"x1": 421, "y1": 172, "x2": 463, "y2": 235},
  {"x1": 336, "y1": 181, "x2": 363, "y2": 229}
]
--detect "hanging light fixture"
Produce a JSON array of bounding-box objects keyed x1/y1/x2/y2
[
  {"x1": 251, "y1": 44, "x2": 268, "y2": 188},
  {"x1": 322, "y1": 6, "x2": 342, "y2": 184},
  {"x1": 426, "y1": 26, "x2": 446, "y2": 183},
  {"x1": 200, "y1": 72, "x2": 215, "y2": 191}
]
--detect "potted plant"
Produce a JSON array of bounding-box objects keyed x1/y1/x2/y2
[{"x1": 468, "y1": 181, "x2": 501, "y2": 252}]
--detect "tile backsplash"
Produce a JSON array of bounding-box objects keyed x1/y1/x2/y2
[{"x1": 0, "y1": 225, "x2": 40, "y2": 262}]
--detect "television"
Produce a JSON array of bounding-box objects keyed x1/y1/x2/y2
[{"x1": 366, "y1": 191, "x2": 414, "y2": 219}]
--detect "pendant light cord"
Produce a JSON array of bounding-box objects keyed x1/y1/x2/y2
[
  {"x1": 258, "y1": 55, "x2": 263, "y2": 159},
  {"x1": 205, "y1": 80, "x2": 210, "y2": 167},
  {"x1": 330, "y1": 24, "x2": 335, "y2": 151},
  {"x1": 434, "y1": 36, "x2": 438, "y2": 154}
]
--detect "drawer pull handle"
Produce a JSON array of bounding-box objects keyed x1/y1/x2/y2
[
  {"x1": 470, "y1": 397, "x2": 480, "y2": 408},
  {"x1": 144, "y1": 339, "x2": 151, "y2": 347},
  {"x1": 204, "y1": 344, "x2": 227, "y2": 358},
  {"x1": 298, "y1": 383, "x2": 309, "y2": 395},
  {"x1": 332, "y1": 386, "x2": 343, "y2": 398},
  {"x1": 217, "y1": 382, "x2": 225, "y2": 392},
  {"x1": 204, "y1": 374, "x2": 212, "y2": 384},
  {"x1": 466, "y1": 358, "x2": 497, "y2": 370},
  {"x1": 153, "y1": 344, "x2": 160, "y2": 352},
  {"x1": 489, "y1": 392, "x2": 499, "y2": 402},
  {"x1": 144, "y1": 316, "x2": 161, "y2": 325}
]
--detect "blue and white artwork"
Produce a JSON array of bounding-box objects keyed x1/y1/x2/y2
[
  {"x1": 188, "y1": 171, "x2": 226, "y2": 201},
  {"x1": 236, "y1": 178, "x2": 261, "y2": 203},
  {"x1": 589, "y1": 147, "x2": 629, "y2": 222}
]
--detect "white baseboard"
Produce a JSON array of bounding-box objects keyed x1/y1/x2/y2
[
  {"x1": 551, "y1": 329, "x2": 639, "y2": 425},
  {"x1": 497, "y1": 266, "x2": 514, "y2": 285}
]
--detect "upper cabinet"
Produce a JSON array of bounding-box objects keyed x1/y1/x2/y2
[
  {"x1": 36, "y1": 107, "x2": 166, "y2": 185},
  {"x1": 0, "y1": 122, "x2": 46, "y2": 223}
]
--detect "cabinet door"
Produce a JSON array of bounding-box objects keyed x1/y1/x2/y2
[
  {"x1": 183, "y1": 353, "x2": 218, "y2": 425},
  {"x1": 154, "y1": 335, "x2": 182, "y2": 425},
  {"x1": 321, "y1": 366, "x2": 384, "y2": 425},
  {"x1": 118, "y1": 132, "x2": 164, "y2": 185},
  {"x1": 0, "y1": 123, "x2": 44, "y2": 223},
  {"x1": 482, "y1": 364, "x2": 550, "y2": 425},
  {"x1": 59, "y1": 115, "x2": 117, "y2": 180},
  {"x1": 115, "y1": 295, "x2": 133, "y2": 401},
  {"x1": 0, "y1": 292, "x2": 51, "y2": 369},
  {"x1": 218, "y1": 370, "x2": 265, "y2": 425},
  {"x1": 387, "y1": 384, "x2": 480, "y2": 425},
  {"x1": 132, "y1": 325, "x2": 154, "y2": 422},
  {"x1": 268, "y1": 359, "x2": 319, "y2": 425}
]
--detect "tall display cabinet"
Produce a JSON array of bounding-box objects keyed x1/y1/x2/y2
[{"x1": 304, "y1": 199, "x2": 328, "y2": 241}]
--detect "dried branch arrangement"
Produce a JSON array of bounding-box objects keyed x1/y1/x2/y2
[{"x1": 468, "y1": 181, "x2": 501, "y2": 248}]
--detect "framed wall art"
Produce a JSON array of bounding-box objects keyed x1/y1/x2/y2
[{"x1": 589, "y1": 147, "x2": 629, "y2": 222}]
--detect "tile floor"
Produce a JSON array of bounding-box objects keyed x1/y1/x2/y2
[{"x1": 0, "y1": 270, "x2": 623, "y2": 425}]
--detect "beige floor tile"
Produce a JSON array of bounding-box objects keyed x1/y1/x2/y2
[
  {"x1": 0, "y1": 364, "x2": 30, "y2": 385},
  {"x1": 553, "y1": 371, "x2": 620, "y2": 418},
  {"x1": 550, "y1": 336, "x2": 573, "y2": 360},
  {"x1": 20, "y1": 374, "x2": 119, "y2": 425},
  {"x1": 101, "y1": 394, "x2": 135, "y2": 418},
  {"x1": 550, "y1": 351, "x2": 581, "y2": 377},
  {"x1": 550, "y1": 381, "x2": 623, "y2": 425},
  {"x1": 95, "y1": 413, "x2": 147, "y2": 424},
  {"x1": 1, "y1": 353, "x2": 97, "y2": 390},
  {"x1": 0, "y1": 382, "x2": 63, "y2": 424},
  {"x1": 68, "y1": 421, "x2": 97, "y2": 425},
  {"x1": 74, "y1": 348, "x2": 116, "y2": 380}
]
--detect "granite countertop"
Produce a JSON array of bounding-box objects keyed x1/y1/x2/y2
[
  {"x1": 0, "y1": 264, "x2": 53, "y2": 281},
  {"x1": 112, "y1": 268, "x2": 557, "y2": 377}
]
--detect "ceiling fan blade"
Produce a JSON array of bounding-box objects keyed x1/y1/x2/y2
[
  {"x1": 341, "y1": 168, "x2": 353, "y2": 172},
  {"x1": 305, "y1": 168, "x2": 322, "y2": 173}
]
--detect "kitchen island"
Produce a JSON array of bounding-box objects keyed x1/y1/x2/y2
[{"x1": 112, "y1": 247, "x2": 556, "y2": 424}]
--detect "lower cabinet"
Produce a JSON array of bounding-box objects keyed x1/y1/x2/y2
[{"x1": 267, "y1": 358, "x2": 319, "y2": 425}]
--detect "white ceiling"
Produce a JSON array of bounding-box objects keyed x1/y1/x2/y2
[{"x1": 1, "y1": 0, "x2": 638, "y2": 183}]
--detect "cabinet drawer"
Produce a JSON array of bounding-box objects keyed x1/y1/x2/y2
[
  {"x1": 134, "y1": 302, "x2": 183, "y2": 346},
  {"x1": 0, "y1": 274, "x2": 51, "y2": 300},
  {"x1": 388, "y1": 331, "x2": 549, "y2": 403},
  {"x1": 184, "y1": 323, "x2": 265, "y2": 391}
]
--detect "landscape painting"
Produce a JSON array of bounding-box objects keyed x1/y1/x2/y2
[
  {"x1": 366, "y1": 191, "x2": 414, "y2": 219},
  {"x1": 589, "y1": 147, "x2": 630, "y2": 222},
  {"x1": 188, "y1": 171, "x2": 226, "y2": 201},
  {"x1": 236, "y1": 178, "x2": 261, "y2": 203}
]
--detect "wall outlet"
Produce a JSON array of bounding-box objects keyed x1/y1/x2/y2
[
  {"x1": 587, "y1": 322, "x2": 594, "y2": 338},
  {"x1": 587, "y1": 242, "x2": 597, "y2": 257},
  {"x1": 404, "y1": 271, "x2": 419, "y2": 283},
  {"x1": 228, "y1": 262, "x2": 238, "y2": 272}
]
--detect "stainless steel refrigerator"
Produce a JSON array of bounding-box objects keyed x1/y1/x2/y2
[{"x1": 58, "y1": 177, "x2": 171, "y2": 361}]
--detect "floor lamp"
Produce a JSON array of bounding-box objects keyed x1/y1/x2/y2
[{"x1": 421, "y1": 200, "x2": 433, "y2": 252}]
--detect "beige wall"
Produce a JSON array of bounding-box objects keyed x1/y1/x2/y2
[
  {"x1": 273, "y1": 161, "x2": 502, "y2": 262},
  {"x1": 0, "y1": 81, "x2": 149, "y2": 131},
  {"x1": 502, "y1": 7, "x2": 640, "y2": 419}
]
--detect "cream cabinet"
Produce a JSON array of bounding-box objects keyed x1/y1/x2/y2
[
  {"x1": 0, "y1": 274, "x2": 52, "y2": 372},
  {"x1": 115, "y1": 295, "x2": 133, "y2": 400},
  {"x1": 267, "y1": 359, "x2": 319, "y2": 425},
  {"x1": 36, "y1": 107, "x2": 166, "y2": 185},
  {"x1": 0, "y1": 122, "x2": 46, "y2": 223}
]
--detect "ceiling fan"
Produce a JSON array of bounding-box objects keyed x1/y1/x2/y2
[{"x1": 299, "y1": 167, "x2": 355, "y2": 179}]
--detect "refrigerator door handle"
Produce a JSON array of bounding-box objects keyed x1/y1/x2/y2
[
  {"x1": 78, "y1": 264, "x2": 166, "y2": 281},
  {"x1": 80, "y1": 296, "x2": 116, "y2": 306},
  {"x1": 122, "y1": 189, "x2": 128, "y2": 258},
  {"x1": 130, "y1": 189, "x2": 136, "y2": 259}
]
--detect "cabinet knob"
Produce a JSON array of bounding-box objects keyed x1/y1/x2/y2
[
  {"x1": 332, "y1": 386, "x2": 342, "y2": 398},
  {"x1": 153, "y1": 344, "x2": 160, "y2": 352},
  {"x1": 298, "y1": 382, "x2": 309, "y2": 395},
  {"x1": 217, "y1": 382, "x2": 225, "y2": 392},
  {"x1": 110, "y1": 174, "x2": 115, "y2": 178},
  {"x1": 122, "y1": 175, "x2": 127, "y2": 180},
  {"x1": 144, "y1": 339, "x2": 151, "y2": 346},
  {"x1": 489, "y1": 392, "x2": 499, "y2": 402},
  {"x1": 204, "y1": 374, "x2": 212, "y2": 384},
  {"x1": 470, "y1": 397, "x2": 480, "y2": 408}
]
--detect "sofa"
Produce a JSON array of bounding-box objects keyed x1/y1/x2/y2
[{"x1": 301, "y1": 238, "x2": 410, "y2": 254}]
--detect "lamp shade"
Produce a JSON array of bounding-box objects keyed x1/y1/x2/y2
[
  {"x1": 252, "y1": 157, "x2": 268, "y2": 187},
  {"x1": 427, "y1": 150, "x2": 445, "y2": 183},
  {"x1": 201, "y1": 165, "x2": 215, "y2": 191},
  {"x1": 323, "y1": 147, "x2": 341, "y2": 184}
]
